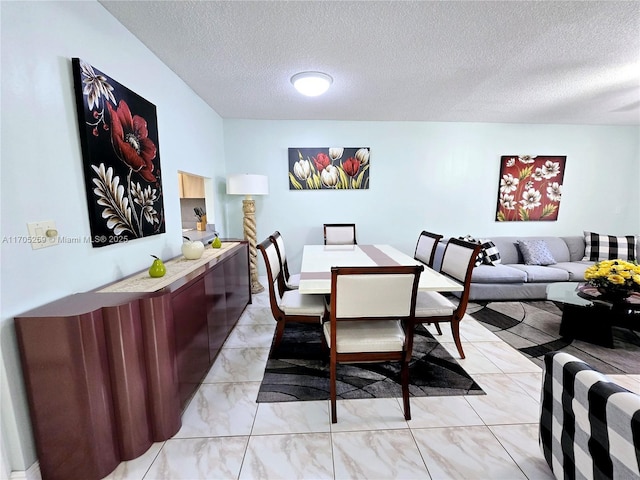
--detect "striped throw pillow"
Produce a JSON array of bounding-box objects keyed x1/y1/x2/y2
[{"x1": 583, "y1": 231, "x2": 638, "y2": 261}]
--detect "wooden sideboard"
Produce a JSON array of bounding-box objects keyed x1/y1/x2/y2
[{"x1": 15, "y1": 242, "x2": 251, "y2": 480}]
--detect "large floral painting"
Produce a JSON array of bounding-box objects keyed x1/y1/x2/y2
[
  {"x1": 496, "y1": 155, "x2": 566, "y2": 222},
  {"x1": 288, "y1": 147, "x2": 370, "y2": 190},
  {"x1": 71, "y1": 58, "x2": 165, "y2": 247}
]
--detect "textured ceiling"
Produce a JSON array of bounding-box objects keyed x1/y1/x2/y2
[{"x1": 99, "y1": 0, "x2": 640, "y2": 125}]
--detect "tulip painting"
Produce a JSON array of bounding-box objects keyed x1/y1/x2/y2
[
  {"x1": 72, "y1": 58, "x2": 165, "y2": 247},
  {"x1": 288, "y1": 147, "x2": 370, "y2": 190},
  {"x1": 495, "y1": 155, "x2": 566, "y2": 221}
]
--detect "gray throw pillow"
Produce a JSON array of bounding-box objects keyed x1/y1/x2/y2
[{"x1": 517, "y1": 240, "x2": 557, "y2": 266}]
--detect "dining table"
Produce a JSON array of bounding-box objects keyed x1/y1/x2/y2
[{"x1": 298, "y1": 244, "x2": 463, "y2": 295}]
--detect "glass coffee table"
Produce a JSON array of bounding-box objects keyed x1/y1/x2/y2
[{"x1": 546, "y1": 282, "x2": 640, "y2": 348}]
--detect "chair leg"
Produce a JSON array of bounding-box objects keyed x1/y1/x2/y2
[
  {"x1": 401, "y1": 361, "x2": 411, "y2": 421},
  {"x1": 330, "y1": 358, "x2": 337, "y2": 423},
  {"x1": 451, "y1": 321, "x2": 465, "y2": 359},
  {"x1": 434, "y1": 323, "x2": 442, "y2": 335},
  {"x1": 273, "y1": 320, "x2": 286, "y2": 348},
  {"x1": 320, "y1": 332, "x2": 329, "y2": 355}
]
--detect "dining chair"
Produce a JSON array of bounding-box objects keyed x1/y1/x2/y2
[
  {"x1": 258, "y1": 237, "x2": 327, "y2": 349},
  {"x1": 324, "y1": 264, "x2": 423, "y2": 423},
  {"x1": 414, "y1": 238, "x2": 482, "y2": 359},
  {"x1": 414, "y1": 230, "x2": 443, "y2": 268},
  {"x1": 270, "y1": 231, "x2": 300, "y2": 292},
  {"x1": 323, "y1": 223, "x2": 357, "y2": 245}
]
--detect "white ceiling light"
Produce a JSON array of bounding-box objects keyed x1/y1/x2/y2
[{"x1": 290, "y1": 71, "x2": 333, "y2": 96}]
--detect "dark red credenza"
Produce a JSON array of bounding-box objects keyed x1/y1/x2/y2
[{"x1": 15, "y1": 242, "x2": 251, "y2": 480}]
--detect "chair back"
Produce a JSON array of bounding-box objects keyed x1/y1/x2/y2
[
  {"x1": 330, "y1": 265, "x2": 423, "y2": 321},
  {"x1": 272, "y1": 231, "x2": 288, "y2": 269},
  {"x1": 270, "y1": 231, "x2": 291, "y2": 294},
  {"x1": 440, "y1": 238, "x2": 482, "y2": 319},
  {"x1": 414, "y1": 231, "x2": 443, "y2": 268},
  {"x1": 324, "y1": 223, "x2": 357, "y2": 245},
  {"x1": 257, "y1": 237, "x2": 284, "y2": 308}
]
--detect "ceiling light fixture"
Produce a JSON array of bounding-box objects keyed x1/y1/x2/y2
[{"x1": 290, "y1": 71, "x2": 333, "y2": 97}]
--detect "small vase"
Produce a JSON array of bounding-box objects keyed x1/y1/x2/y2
[{"x1": 597, "y1": 287, "x2": 632, "y2": 302}]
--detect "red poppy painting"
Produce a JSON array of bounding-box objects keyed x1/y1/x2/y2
[
  {"x1": 288, "y1": 147, "x2": 370, "y2": 190},
  {"x1": 495, "y1": 155, "x2": 566, "y2": 222},
  {"x1": 72, "y1": 58, "x2": 165, "y2": 246}
]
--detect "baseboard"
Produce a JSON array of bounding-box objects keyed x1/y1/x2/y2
[{"x1": 10, "y1": 461, "x2": 41, "y2": 480}]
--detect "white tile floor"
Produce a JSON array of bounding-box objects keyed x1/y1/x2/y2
[{"x1": 102, "y1": 286, "x2": 640, "y2": 480}]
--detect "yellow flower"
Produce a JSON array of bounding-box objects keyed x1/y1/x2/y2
[
  {"x1": 584, "y1": 258, "x2": 640, "y2": 293},
  {"x1": 607, "y1": 274, "x2": 626, "y2": 285}
]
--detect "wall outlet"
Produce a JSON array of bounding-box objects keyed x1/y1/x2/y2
[{"x1": 26, "y1": 221, "x2": 58, "y2": 250}]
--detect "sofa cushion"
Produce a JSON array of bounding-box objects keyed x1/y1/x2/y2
[
  {"x1": 561, "y1": 236, "x2": 587, "y2": 262},
  {"x1": 471, "y1": 264, "x2": 527, "y2": 284},
  {"x1": 509, "y1": 265, "x2": 569, "y2": 282},
  {"x1": 548, "y1": 261, "x2": 593, "y2": 281},
  {"x1": 488, "y1": 238, "x2": 521, "y2": 264},
  {"x1": 517, "y1": 239, "x2": 557, "y2": 265},
  {"x1": 489, "y1": 236, "x2": 571, "y2": 264},
  {"x1": 583, "y1": 231, "x2": 638, "y2": 261}
]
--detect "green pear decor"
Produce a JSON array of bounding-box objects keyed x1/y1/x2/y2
[
  {"x1": 148, "y1": 255, "x2": 166, "y2": 277},
  {"x1": 211, "y1": 233, "x2": 222, "y2": 249}
]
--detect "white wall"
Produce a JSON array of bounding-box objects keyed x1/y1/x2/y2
[
  {"x1": 223, "y1": 120, "x2": 640, "y2": 274},
  {"x1": 0, "y1": 1, "x2": 227, "y2": 474}
]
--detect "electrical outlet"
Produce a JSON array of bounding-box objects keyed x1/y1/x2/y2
[{"x1": 26, "y1": 221, "x2": 58, "y2": 250}]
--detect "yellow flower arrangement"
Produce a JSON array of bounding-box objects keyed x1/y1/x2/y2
[{"x1": 584, "y1": 259, "x2": 640, "y2": 296}]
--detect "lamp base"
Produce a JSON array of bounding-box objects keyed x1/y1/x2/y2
[{"x1": 251, "y1": 280, "x2": 265, "y2": 294}]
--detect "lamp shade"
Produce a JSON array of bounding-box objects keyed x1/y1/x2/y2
[{"x1": 226, "y1": 174, "x2": 269, "y2": 195}]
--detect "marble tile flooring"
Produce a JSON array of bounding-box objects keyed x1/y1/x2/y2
[{"x1": 102, "y1": 285, "x2": 640, "y2": 480}]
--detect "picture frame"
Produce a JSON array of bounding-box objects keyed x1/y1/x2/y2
[
  {"x1": 495, "y1": 155, "x2": 566, "y2": 222},
  {"x1": 288, "y1": 147, "x2": 370, "y2": 190},
  {"x1": 71, "y1": 58, "x2": 165, "y2": 247}
]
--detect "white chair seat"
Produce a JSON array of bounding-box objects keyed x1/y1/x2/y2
[
  {"x1": 323, "y1": 320, "x2": 405, "y2": 353},
  {"x1": 280, "y1": 290, "x2": 326, "y2": 316},
  {"x1": 286, "y1": 273, "x2": 300, "y2": 289},
  {"x1": 415, "y1": 291, "x2": 455, "y2": 317}
]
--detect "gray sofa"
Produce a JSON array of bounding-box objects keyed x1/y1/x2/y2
[{"x1": 434, "y1": 235, "x2": 605, "y2": 301}]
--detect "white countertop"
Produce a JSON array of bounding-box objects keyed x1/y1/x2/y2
[{"x1": 99, "y1": 242, "x2": 239, "y2": 293}]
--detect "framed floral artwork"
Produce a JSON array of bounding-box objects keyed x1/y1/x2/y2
[
  {"x1": 495, "y1": 155, "x2": 566, "y2": 222},
  {"x1": 288, "y1": 147, "x2": 370, "y2": 190},
  {"x1": 71, "y1": 58, "x2": 165, "y2": 247}
]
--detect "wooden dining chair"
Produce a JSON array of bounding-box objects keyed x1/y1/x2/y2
[
  {"x1": 271, "y1": 231, "x2": 300, "y2": 292},
  {"x1": 324, "y1": 264, "x2": 423, "y2": 423},
  {"x1": 258, "y1": 237, "x2": 327, "y2": 349},
  {"x1": 323, "y1": 223, "x2": 357, "y2": 245},
  {"x1": 414, "y1": 230, "x2": 443, "y2": 268},
  {"x1": 413, "y1": 238, "x2": 482, "y2": 359}
]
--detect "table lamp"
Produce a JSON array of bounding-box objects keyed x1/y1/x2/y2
[{"x1": 226, "y1": 174, "x2": 269, "y2": 293}]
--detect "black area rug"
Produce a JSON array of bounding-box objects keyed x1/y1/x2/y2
[
  {"x1": 256, "y1": 323, "x2": 485, "y2": 403},
  {"x1": 469, "y1": 300, "x2": 640, "y2": 374}
]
